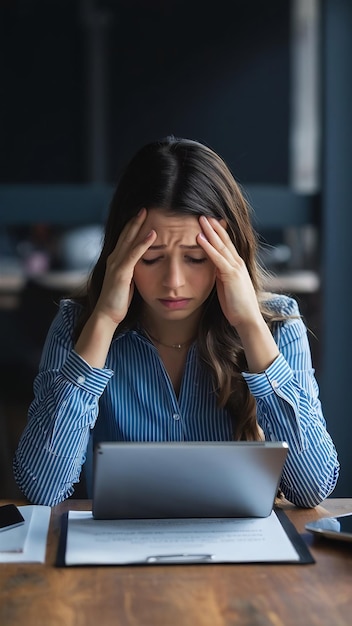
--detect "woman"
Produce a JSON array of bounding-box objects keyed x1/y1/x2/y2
[{"x1": 13, "y1": 136, "x2": 339, "y2": 507}]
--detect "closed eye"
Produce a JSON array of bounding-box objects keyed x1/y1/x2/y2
[
  {"x1": 141, "y1": 256, "x2": 208, "y2": 265},
  {"x1": 186, "y1": 257, "x2": 207, "y2": 264},
  {"x1": 141, "y1": 257, "x2": 162, "y2": 265}
]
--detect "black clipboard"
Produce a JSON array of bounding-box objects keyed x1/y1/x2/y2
[{"x1": 274, "y1": 508, "x2": 315, "y2": 564}]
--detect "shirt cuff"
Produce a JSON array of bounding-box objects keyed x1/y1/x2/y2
[
  {"x1": 61, "y1": 350, "x2": 114, "y2": 396},
  {"x1": 242, "y1": 353, "x2": 294, "y2": 398}
]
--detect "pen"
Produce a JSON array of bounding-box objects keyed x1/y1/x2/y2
[{"x1": 146, "y1": 553, "x2": 214, "y2": 563}]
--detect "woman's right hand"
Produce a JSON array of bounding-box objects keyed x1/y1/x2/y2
[
  {"x1": 75, "y1": 209, "x2": 156, "y2": 368},
  {"x1": 94, "y1": 208, "x2": 157, "y2": 326}
]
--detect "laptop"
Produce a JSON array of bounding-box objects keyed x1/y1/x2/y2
[{"x1": 92, "y1": 441, "x2": 288, "y2": 519}]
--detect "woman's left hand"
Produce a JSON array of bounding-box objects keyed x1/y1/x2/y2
[
  {"x1": 197, "y1": 216, "x2": 280, "y2": 373},
  {"x1": 197, "y1": 216, "x2": 262, "y2": 331}
]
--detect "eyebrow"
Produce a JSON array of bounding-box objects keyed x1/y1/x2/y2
[{"x1": 147, "y1": 244, "x2": 201, "y2": 250}]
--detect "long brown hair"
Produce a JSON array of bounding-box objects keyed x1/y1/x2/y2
[{"x1": 75, "y1": 137, "x2": 285, "y2": 440}]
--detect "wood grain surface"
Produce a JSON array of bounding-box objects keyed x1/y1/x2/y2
[{"x1": 1, "y1": 499, "x2": 352, "y2": 626}]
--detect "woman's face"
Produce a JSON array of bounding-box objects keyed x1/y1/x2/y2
[{"x1": 133, "y1": 208, "x2": 217, "y2": 323}]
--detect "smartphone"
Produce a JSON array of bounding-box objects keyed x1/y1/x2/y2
[
  {"x1": 0, "y1": 504, "x2": 25, "y2": 532},
  {"x1": 305, "y1": 512, "x2": 352, "y2": 542}
]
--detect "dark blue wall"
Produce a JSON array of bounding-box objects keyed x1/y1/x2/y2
[
  {"x1": 0, "y1": 0, "x2": 290, "y2": 185},
  {"x1": 320, "y1": 0, "x2": 352, "y2": 496}
]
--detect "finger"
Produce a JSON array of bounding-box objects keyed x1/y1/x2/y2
[
  {"x1": 113, "y1": 229, "x2": 157, "y2": 274},
  {"x1": 197, "y1": 231, "x2": 232, "y2": 271},
  {"x1": 201, "y1": 216, "x2": 233, "y2": 247},
  {"x1": 105, "y1": 229, "x2": 157, "y2": 293},
  {"x1": 121, "y1": 208, "x2": 148, "y2": 244},
  {"x1": 129, "y1": 229, "x2": 157, "y2": 265},
  {"x1": 198, "y1": 216, "x2": 236, "y2": 261},
  {"x1": 110, "y1": 208, "x2": 149, "y2": 261},
  {"x1": 202, "y1": 216, "x2": 243, "y2": 263}
]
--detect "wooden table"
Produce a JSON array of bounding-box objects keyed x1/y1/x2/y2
[{"x1": 1, "y1": 498, "x2": 352, "y2": 626}]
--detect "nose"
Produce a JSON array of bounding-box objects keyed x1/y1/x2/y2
[{"x1": 162, "y1": 258, "x2": 186, "y2": 289}]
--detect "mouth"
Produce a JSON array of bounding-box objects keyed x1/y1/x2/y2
[{"x1": 158, "y1": 298, "x2": 191, "y2": 310}]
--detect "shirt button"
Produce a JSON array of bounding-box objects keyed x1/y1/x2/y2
[
  {"x1": 77, "y1": 375, "x2": 86, "y2": 384},
  {"x1": 272, "y1": 380, "x2": 279, "y2": 389},
  {"x1": 172, "y1": 413, "x2": 181, "y2": 421}
]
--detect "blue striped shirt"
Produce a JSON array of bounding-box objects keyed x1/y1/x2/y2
[{"x1": 13, "y1": 294, "x2": 339, "y2": 507}]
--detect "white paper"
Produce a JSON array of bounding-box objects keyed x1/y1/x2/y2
[
  {"x1": 65, "y1": 511, "x2": 300, "y2": 565},
  {"x1": 0, "y1": 505, "x2": 51, "y2": 563}
]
